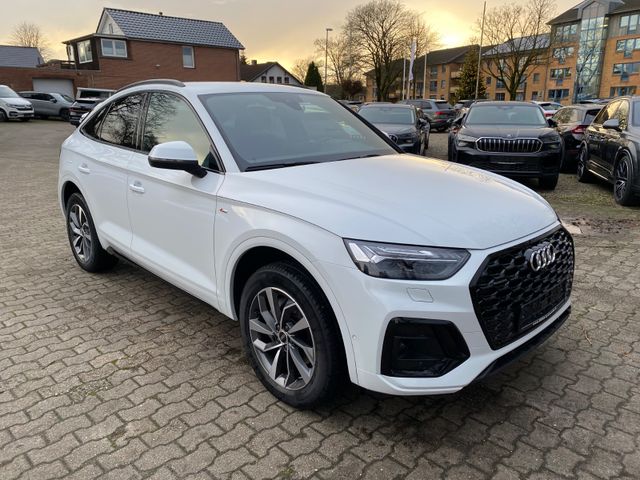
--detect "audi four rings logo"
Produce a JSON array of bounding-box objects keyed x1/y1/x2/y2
[{"x1": 525, "y1": 242, "x2": 556, "y2": 272}]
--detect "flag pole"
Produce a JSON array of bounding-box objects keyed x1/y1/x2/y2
[
  {"x1": 402, "y1": 57, "x2": 406, "y2": 100},
  {"x1": 475, "y1": 1, "x2": 487, "y2": 100}
]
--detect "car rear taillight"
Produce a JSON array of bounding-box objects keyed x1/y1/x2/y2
[
  {"x1": 435, "y1": 111, "x2": 446, "y2": 116},
  {"x1": 571, "y1": 126, "x2": 586, "y2": 135}
]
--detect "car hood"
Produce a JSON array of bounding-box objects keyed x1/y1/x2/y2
[
  {"x1": 371, "y1": 123, "x2": 417, "y2": 135},
  {"x1": 220, "y1": 155, "x2": 558, "y2": 249},
  {"x1": 461, "y1": 125, "x2": 558, "y2": 139},
  {"x1": 0, "y1": 97, "x2": 31, "y2": 106}
]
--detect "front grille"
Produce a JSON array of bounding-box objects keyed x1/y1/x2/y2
[
  {"x1": 16, "y1": 106, "x2": 32, "y2": 111},
  {"x1": 469, "y1": 227, "x2": 574, "y2": 350},
  {"x1": 477, "y1": 137, "x2": 542, "y2": 154},
  {"x1": 470, "y1": 159, "x2": 540, "y2": 173}
]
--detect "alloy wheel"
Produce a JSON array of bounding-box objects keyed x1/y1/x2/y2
[
  {"x1": 69, "y1": 203, "x2": 92, "y2": 262},
  {"x1": 614, "y1": 158, "x2": 630, "y2": 200},
  {"x1": 577, "y1": 149, "x2": 586, "y2": 178},
  {"x1": 248, "y1": 287, "x2": 316, "y2": 391}
]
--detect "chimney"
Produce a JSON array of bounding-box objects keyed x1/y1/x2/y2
[{"x1": 251, "y1": 60, "x2": 258, "y2": 65}]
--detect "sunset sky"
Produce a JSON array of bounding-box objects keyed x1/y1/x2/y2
[{"x1": 1, "y1": 0, "x2": 579, "y2": 70}]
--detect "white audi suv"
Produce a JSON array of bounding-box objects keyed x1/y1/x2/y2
[{"x1": 58, "y1": 80, "x2": 574, "y2": 407}]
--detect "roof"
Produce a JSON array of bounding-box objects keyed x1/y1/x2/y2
[
  {"x1": 548, "y1": 7, "x2": 580, "y2": 25},
  {"x1": 549, "y1": 0, "x2": 640, "y2": 25},
  {"x1": 0, "y1": 45, "x2": 43, "y2": 68},
  {"x1": 426, "y1": 45, "x2": 475, "y2": 65},
  {"x1": 611, "y1": 0, "x2": 640, "y2": 14},
  {"x1": 239, "y1": 61, "x2": 302, "y2": 84},
  {"x1": 101, "y1": 8, "x2": 244, "y2": 49},
  {"x1": 483, "y1": 34, "x2": 550, "y2": 56}
]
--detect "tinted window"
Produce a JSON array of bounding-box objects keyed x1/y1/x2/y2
[
  {"x1": 466, "y1": 105, "x2": 546, "y2": 126},
  {"x1": 435, "y1": 101, "x2": 452, "y2": 110},
  {"x1": 143, "y1": 92, "x2": 214, "y2": 168},
  {"x1": 613, "y1": 100, "x2": 629, "y2": 129},
  {"x1": 584, "y1": 108, "x2": 602, "y2": 124},
  {"x1": 82, "y1": 105, "x2": 109, "y2": 140},
  {"x1": 99, "y1": 94, "x2": 145, "y2": 148},
  {"x1": 553, "y1": 108, "x2": 570, "y2": 123},
  {"x1": 593, "y1": 101, "x2": 619, "y2": 125},
  {"x1": 359, "y1": 106, "x2": 416, "y2": 125},
  {"x1": 200, "y1": 92, "x2": 397, "y2": 171}
]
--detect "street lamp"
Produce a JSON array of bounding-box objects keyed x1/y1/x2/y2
[{"x1": 324, "y1": 28, "x2": 333, "y2": 92}]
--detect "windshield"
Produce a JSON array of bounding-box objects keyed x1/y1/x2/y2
[
  {"x1": 78, "y1": 90, "x2": 112, "y2": 100},
  {"x1": 0, "y1": 86, "x2": 19, "y2": 98},
  {"x1": 200, "y1": 92, "x2": 396, "y2": 171},
  {"x1": 466, "y1": 105, "x2": 547, "y2": 126},
  {"x1": 358, "y1": 106, "x2": 416, "y2": 125},
  {"x1": 435, "y1": 101, "x2": 452, "y2": 110},
  {"x1": 60, "y1": 94, "x2": 74, "y2": 102}
]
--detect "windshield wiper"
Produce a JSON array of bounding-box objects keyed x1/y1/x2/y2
[
  {"x1": 336, "y1": 153, "x2": 382, "y2": 161},
  {"x1": 244, "y1": 161, "x2": 319, "y2": 172}
]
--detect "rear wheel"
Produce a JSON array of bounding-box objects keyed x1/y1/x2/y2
[
  {"x1": 576, "y1": 146, "x2": 594, "y2": 183},
  {"x1": 613, "y1": 154, "x2": 638, "y2": 206},
  {"x1": 0, "y1": 110, "x2": 6, "y2": 122},
  {"x1": 239, "y1": 262, "x2": 345, "y2": 408},
  {"x1": 60, "y1": 109, "x2": 70, "y2": 122},
  {"x1": 65, "y1": 193, "x2": 118, "y2": 272}
]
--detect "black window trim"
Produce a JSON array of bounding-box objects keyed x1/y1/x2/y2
[{"x1": 80, "y1": 89, "x2": 225, "y2": 174}]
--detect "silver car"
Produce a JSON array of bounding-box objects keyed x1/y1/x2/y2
[{"x1": 19, "y1": 91, "x2": 74, "y2": 121}]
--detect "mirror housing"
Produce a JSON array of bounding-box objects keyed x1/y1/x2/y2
[
  {"x1": 148, "y1": 141, "x2": 207, "y2": 178},
  {"x1": 51, "y1": 98, "x2": 57, "y2": 103},
  {"x1": 602, "y1": 118, "x2": 621, "y2": 131}
]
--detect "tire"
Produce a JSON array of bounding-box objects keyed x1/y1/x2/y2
[
  {"x1": 239, "y1": 261, "x2": 345, "y2": 408},
  {"x1": 60, "y1": 109, "x2": 70, "y2": 122},
  {"x1": 577, "y1": 146, "x2": 594, "y2": 183},
  {"x1": 65, "y1": 193, "x2": 118, "y2": 272},
  {"x1": 613, "y1": 153, "x2": 639, "y2": 206},
  {"x1": 539, "y1": 174, "x2": 559, "y2": 190},
  {"x1": 0, "y1": 110, "x2": 6, "y2": 122}
]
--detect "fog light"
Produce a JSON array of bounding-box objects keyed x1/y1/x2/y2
[{"x1": 381, "y1": 318, "x2": 470, "y2": 377}]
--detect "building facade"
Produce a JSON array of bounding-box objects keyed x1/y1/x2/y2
[{"x1": 240, "y1": 61, "x2": 303, "y2": 86}]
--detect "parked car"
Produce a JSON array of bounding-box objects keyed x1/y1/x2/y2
[
  {"x1": 19, "y1": 91, "x2": 74, "y2": 121},
  {"x1": 399, "y1": 99, "x2": 456, "y2": 131},
  {"x1": 338, "y1": 100, "x2": 362, "y2": 112},
  {"x1": 552, "y1": 104, "x2": 603, "y2": 170},
  {"x1": 453, "y1": 98, "x2": 489, "y2": 117},
  {"x1": 357, "y1": 103, "x2": 429, "y2": 154},
  {"x1": 533, "y1": 101, "x2": 563, "y2": 118},
  {"x1": 69, "y1": 88, "x2": 115, "y2": 126},
  {"x1": 59, "y1": 80, "x2": 574, "y2": 407},
  {"x1": 0, "y1": 84, "x2": 34, "y2": 122},
  {"x1": 578, "y1": 96, "x2": 640, "y2": 205},
  {"x1": 448, "y1": 101, "x2": 563, "y2": 189}
]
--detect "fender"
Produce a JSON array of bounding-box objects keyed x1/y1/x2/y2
[{"x1": 222, "y1": 235, "x2": 359, "y2": 384}]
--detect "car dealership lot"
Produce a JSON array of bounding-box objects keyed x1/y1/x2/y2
[{"x1": 1, "y1": 121, "x2": 639, "y2": 479}]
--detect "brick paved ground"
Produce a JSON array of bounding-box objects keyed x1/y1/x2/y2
[{"x1": 1, "y1": 122, "x2": 639, "y2": 479}]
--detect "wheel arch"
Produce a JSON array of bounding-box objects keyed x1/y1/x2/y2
[
  {"x1": 613, "y1": 145, "x2": 638, "y2": 178},
  {"x1": 225, "y1": 238, "x2": 358, "y2": 383}
]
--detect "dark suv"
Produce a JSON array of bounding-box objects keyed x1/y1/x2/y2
[
  {"x1": 578, "y1": 96, "x2": 640, "y2": 205},
  {"x1": 448, "y1": 101, "x2": 563, "y2": 189},
  {"x1": 400, "y1": 99, "x2": 455, "y2": 131}
]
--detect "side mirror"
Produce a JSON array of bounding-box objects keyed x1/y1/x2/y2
[
  {"x1": 148, "y1": 141, "x2": 207, "y2": 178},
  {"x1": 602, "y1": 118, "x2": 621, "y2": 131},
  {"x1": 547, "y1": 118, "x2": 557, "y2": 128},
  {"x1": 51, "y1": 98, "x2": 57, "y2": 103}
]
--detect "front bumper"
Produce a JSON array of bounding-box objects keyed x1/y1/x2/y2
[
  {"x1": 454, "y1": 145, "x2": 562, "y2": 178},
  {"x1": 398, "y1": 139, "x2": 421, "y2": 154},
  {"x1": 316, "y1": 223, "x2": 571, "y2": 395},
  {"x1": 5, "y1": 108, "x2": 34, "y2": 119}
]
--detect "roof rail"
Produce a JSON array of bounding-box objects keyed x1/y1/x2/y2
[{"x1": 117, "y1": 79, "x2": 185, "y2": 92}]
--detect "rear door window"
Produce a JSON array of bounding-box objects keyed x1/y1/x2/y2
[
  {"x1": 584, "y1": 109, "x2": 601, "y2": 124},
  {"x1": 98, "y1": 94, "x2": 145, "y2": 149},
  {"x1": 435, "y1": 101, "x2": 451, "y2": 110}
]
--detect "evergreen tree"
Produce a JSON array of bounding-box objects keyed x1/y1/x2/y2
[
  {"x1": 304, "y1": 62, "x2": 324, "y2": 92},
  {"x1": 453, "y1": 46, "x2": 486, "y2": 103}
]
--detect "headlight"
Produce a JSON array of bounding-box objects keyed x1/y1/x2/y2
[
  {"x1": 8, "y1": 103, "x2": 26, "y2": 108},
  {"x1": 344, "y1": 239, "x2": 470, "y2": 280},
  {"x1": 397, "y1": 132, "x2": 419, "y2": 142},
  {"x1": 456, "y1": 134, "x2": 477, "y2": 147},
  {"x1": 541, "y1": 135, "x2": 562, "y2": 150}
]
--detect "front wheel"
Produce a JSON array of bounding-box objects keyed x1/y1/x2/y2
[
  {"x1": 0, "y1": 110, "x2": 6, "y2": 122},
  {"x1": 65, "y1": 193, "x2": 118, "y2": 272},
  {"x1": 539, "y1": 174, "x2": 559, "y2": 190},
  {"x1": 60, "y1": 109, "x2": 70, "y2": 122},
  {"x1": 577, "y1": 147, "x2": 594, "y2": 183},
  {"x1": 613, "y1": 154, "x2": 639, "y2": 206},
  {"x1": 239, "y1": 262, "x2": 345, "y2": 408}
]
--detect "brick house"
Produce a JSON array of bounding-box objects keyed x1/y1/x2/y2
[{"x1": 0, "y1": 8, "x2": 243, "y2": 96}]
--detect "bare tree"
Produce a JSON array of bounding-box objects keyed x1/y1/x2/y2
[
  {"x1": 345, "y1": 0, "x2": 415, "y2": 101},
  {"x1": 314, "y1": 32, "x2": 365, "y2": 87},
  {"x1": 10, "y1": 22, "x2": 50, "y2": 60},
  {"x1": 291, "y1": 56, "x2": 319, "y2": 84},
  {"x1": 479, "y1": 0, "x2": 555, "y2": 100}
]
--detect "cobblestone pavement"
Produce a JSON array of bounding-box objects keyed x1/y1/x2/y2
[{"x1": 1, "y1": 121, "x2": 640, "y2": 479}]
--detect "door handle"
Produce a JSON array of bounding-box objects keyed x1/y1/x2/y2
[
  {"x1": 78, "y1": 164, "x2": 90, "y2": 174},
  {"x1": 129, "y1": 181, "x2": 145, "y2": 194}
]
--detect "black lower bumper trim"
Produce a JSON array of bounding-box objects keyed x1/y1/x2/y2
[{"x1": 472, "y1": 306, "x2": 570, "y2": 384}]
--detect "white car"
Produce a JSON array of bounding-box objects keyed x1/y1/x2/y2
[
  {"x1": 0, "y1": 84, "x2": 34, "y2": 121},
  {"x1": 532, "y1": 101, "x2": 564, "y2": 118},
  {"x1": 58, "y1": 80, "x2": 574, "y2": 407}
]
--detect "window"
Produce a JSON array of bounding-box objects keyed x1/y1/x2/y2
[
  {"x1": 616, "y1": 38, "x2": 640, "y2": 57},
  {"x1": 77, "y1": 40, "x2": 93, "y2": 63},
  {"x1": 486, "y1": 77, "x2": 491, "y2": 85},
  {"x1": 284, "y1": 77, "x2": 290, "y2": 84},
  {"x1": 548, "y1": 89, "x2": 570, "y2": 101},
  {"x1": 613, "y1": 62, "x2": 640, "y2": 75},
  {"x1": 620, "y1": 14, "x2": 640, "y2": 34},
  {"x1": 429, "y1": 80, "x2": 437, "y2": 91},
  {"x1": 533, "y1": 73, "x2": 540, "y2": 83},
  {"x1": 182, "y1": 46, "x2": 195, "y2": 68},
  {"x1": 553, "y1": 47, "x2": 575, "y2": 63},
  {"x1": 593, "y1": 101, "x2": 620, "y2": 125},
  {"x1": 276, "y1": 76, "x2": 282, "y2": 84},
  {"x1": 532, "y1": 91, "x2": 539, "y2": 100},
  {"x1": 495, "y1": 92, "x2": 506, "y2": 101},
  {"x1": 554, "y1": 23, "x2": 578, "y2": 42},
  {"x1": 101, "y1": 38, "x2": 127, "y2": 58},
  {"x1": 98, "y1": 94, "x2": 145, "y2": 148},
  {"x1": 143, "y1": 93, "x2": 214, "y2": 168},
  {"x1": 261, "y1": 76, "x2": 266, "y2": 83},
  {"x1": 66, "y1": 44, "x2": 75, "y2": 63},
  {"x1": 610, "y1": 86, "x2": 637, "y2": 96},
  {"x1": 441, "y1": 65, "x2": 446, "y2": 73},
  {"x1": 440, "y1": 80, "x2": 446, "y2": 89},
  {"x1": 613, "y1": 100, "x2": 629, "y2": 129},
  {"x1": 496, "y1": 79, "x2": 505, "y2": 89},
  {"x1": 429, "y1": 66, "x2": 437, "y2": 76},
  {"x1": 269, "y1": 76, "x2": 274, "y2": 83},
  {"x1": 550, "y1": 68, "x2": 571, "y2": 79},
  {"x1": 82, "y1": 105, "x2": 109, "y2": 140}
]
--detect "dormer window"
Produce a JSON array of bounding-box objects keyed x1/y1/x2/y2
[{"x1": 101, "y1": 39, "x2": 127, "y2": 58}]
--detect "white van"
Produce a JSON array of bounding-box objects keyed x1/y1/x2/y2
[{"x1": 0, "y1": 85, "x2": 34, "y2": 122}]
